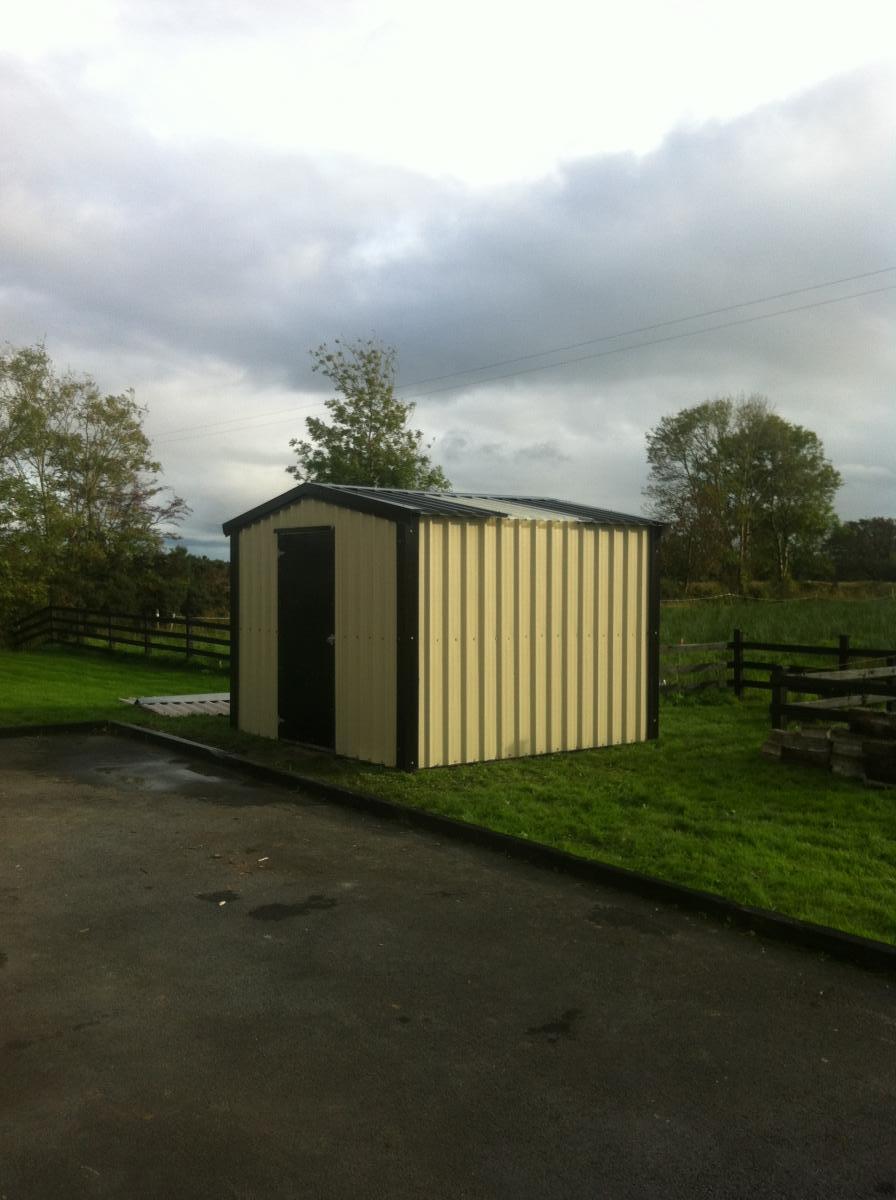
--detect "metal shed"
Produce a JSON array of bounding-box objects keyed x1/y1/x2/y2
[{"x1": 222, "y1": 484, "x2": 662, "y2": 769}]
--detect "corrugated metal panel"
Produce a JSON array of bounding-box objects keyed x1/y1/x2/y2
[
  {"x1": 432, "y1": 493, "x2": 587, "y2": 522},
  {"x1": 237, "y1": 499, "x2": 396, "y2": 765},
  {"x1": 417, "y1": 518, "x2": 649, "y2": 767}
]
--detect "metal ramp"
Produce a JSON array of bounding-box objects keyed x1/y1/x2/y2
[{"x1": 120, "y1": 693, "x2": 230, "y2": 717}]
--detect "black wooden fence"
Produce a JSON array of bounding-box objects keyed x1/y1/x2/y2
[
  {"x1": 12, "y1": 605, "x2": 229, "y2": 664},
  {"x1": 12, "y1": 610, "x2": 894, "y2": 696},
  {"x1": 769, "y1": 662, "x2": 896, "y2": 729},
  {"x1": 662, "y1": 629, "x2": 896, "y2": 698}
]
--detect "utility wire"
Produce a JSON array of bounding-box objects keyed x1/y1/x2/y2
[
  {"x1": 155, "y1": 400, "x2": 320, "y2": 442},
  {"x1": 394, "y1": 265, "x2": 896, "y2": 391},
  {"x1": 153, "y1": 273, "x2": 895, "y2": 447},
  {"x1": 398, "y1": 283, "x2": 896, "y2": 400}
]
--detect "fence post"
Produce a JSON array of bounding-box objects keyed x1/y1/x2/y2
[
  {"x1": 107, "y1": 611, "x2": 113, "y2": 651},
  {"x1": 770, "y1": 666, "x2": 787, "y2": 729},
  {"x1": 143, "y1": 614, "x2": 151, "y2": 657},
  {"x1": 48, "y1": 607, "x2": 54, "y2": 643},
  {"x1": 838, "y1": 633, "x2": 850, "y2": 671},
  {"x1": 186, "y1": 615, "x2": 193, "y2": 660},
  {"x1": 732, "y1": 627, "x2": 743, "y2": 698}
]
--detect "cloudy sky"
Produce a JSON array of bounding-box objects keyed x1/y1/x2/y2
[{"x1": 2, "y1": 0, "x2": 894, "y2": 556}]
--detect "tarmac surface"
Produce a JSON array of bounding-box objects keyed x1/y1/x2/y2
[{"x1": 1, "y1": 731, "x2": 895, "y2": 1199}]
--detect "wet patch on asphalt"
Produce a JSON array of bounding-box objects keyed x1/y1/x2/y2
[
  {"x1": 4, "y1": 1038, "x2": 34, "y2": 1052},
  {"x1": 94, "y1": 757, "x2": 257, "y2": 802},
  {"x1": 248, "y1": 895, "x2": 337, "y2": 921},
  {"x1": 526, "y1": 1008, "x2": 581, "y2": 1043},
  {"x1": 3, "y1": 1017, "x2": 107, "y2": 1055}
]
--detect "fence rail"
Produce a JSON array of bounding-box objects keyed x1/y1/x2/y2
[
  {"x1": 11, "y1": 605, "x2": 230, "y2": 664},
  {"x1": 661, "y1": 629, "x2": 896, "y2": 699},
  {"x1": 770, "y1": 663, "x2": 896, "y2": 729},
  {"x1": 659, "y1": 641, "x2": 728, "y2": 694},
  {"x1": 13, "y1": 610, "x2": 895, "y2": 700}
]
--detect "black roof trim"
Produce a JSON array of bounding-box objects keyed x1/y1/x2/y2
[{"x1": 222, "y1": 483, "x2": 661, "y2": 535}]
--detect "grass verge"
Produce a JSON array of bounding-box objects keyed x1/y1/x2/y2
[
  {"x1": 2, "y1": 644, "x2": 894, "y2": 946},
  {"x1": 0, "y1": 644, "x2": 228, "y2": 725}
]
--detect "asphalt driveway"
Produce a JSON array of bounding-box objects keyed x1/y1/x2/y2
[{"x1": 1, "y1": 732, "x2": 894, "y2": 1199}]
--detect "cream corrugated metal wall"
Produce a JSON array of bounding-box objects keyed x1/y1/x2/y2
[
  {"x1": 237, "y1": 499, "x2": 397, "y2": 765},
  {"x1": 417, "y1": 518, "x2": 648, "y2": 768}
]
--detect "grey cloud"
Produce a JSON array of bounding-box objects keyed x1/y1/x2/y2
[{"x1": 1, "y1": 58, "x2": 894, "y2": 548}]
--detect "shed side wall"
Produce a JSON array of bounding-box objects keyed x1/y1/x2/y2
[
  {"x1": 237, "y1": 500, "x2": 397, "y2": 765},
  {"x1": 417, "y1": 519, "x2": 648, "y2": 767}
]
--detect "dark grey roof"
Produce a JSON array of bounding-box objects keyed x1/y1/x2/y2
[{"x1": 223, "y1": 482, "x2": 661, "y2": 535}]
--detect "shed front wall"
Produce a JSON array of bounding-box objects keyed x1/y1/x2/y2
[
  {"x1": 417, "y1": 518, "x2": 649, "y2": 768},
  {"x1": 236, "y1": 499, "x2": 397, "y2": 765}
]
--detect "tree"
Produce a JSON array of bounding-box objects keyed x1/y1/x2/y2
[
  {"x1": 287, "y1": 338, "x2": 450, "y2": 489},
  {"x1": 827, "y1": 518, "x2": 896, "y2": 581},
  {"x1": 645, "y1": 394, "x2": 841, "y2": 588},
  {"x1": 643, "y1": 398, "x2": 735, "y2": 589},
  {"x1": 751, "y1": 417, "x2": 841, "y2": 583},
  {"x1": 0, "y1": 343, "x2": 187, "y2": 626}
]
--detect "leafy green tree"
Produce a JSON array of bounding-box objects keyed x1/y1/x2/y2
[
  {"x1": 645, "y1": 394, "x2": 841, "y2": 588},
  {"x1": 0, "y1": 343, "x2": 187, "y2": 628},
  {"x1": 751, "y1": 417, "x2": 841, "y2": 583},
  {"x1": 644, "y1": 398, "x2": 734, "y2": 588},
  {"x1": 287, "y1": 338, "x2": 451, "y2": 489}
]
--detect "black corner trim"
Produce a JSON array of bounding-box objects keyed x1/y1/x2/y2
[
  {"x1": 229, "y1": 533, "x2": 240, "y2": 730},
  {"x1": 223, "y1": 482, "x2": 427, "y2": 533},
  {"x1": 395, "y1": 519, "x2": 420, "y2": 770},
  {"x1": 647, "y1": 527, "x2": 662, "y2": 740}
]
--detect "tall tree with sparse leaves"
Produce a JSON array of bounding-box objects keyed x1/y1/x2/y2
[{"x1": 287, "y1": 339, "x2": 450, "y2": 490}]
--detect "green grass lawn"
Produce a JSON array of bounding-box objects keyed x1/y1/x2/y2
[
  {"x1": 2, "y1": 642, "x2": 894, "y2": 946},
  {"x1": 0, "y1": 644, "x2": 228, "y2": 725}
]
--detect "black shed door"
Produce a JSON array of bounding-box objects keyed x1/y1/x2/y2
[{"x1": 277, "y1": 527, "x2": 335, "y2": 748}]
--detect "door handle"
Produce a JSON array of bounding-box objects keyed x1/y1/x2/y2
[{"x1": 326, "y1": 634, "x2": 336, "y2": 646}]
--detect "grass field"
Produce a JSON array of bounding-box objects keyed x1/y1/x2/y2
[
  {"x1": 2, "y1": 639, "x2": 894, "y2": 946},
  {"x1": 0, "y1": 644, "x2": 228, "y2": 725},
  {"x1": 661, "y1": 594, "x2": 896, "y2": 648}
]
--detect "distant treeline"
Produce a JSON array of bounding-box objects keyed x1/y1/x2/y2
[
  {"x1": 825, "y1": 518, "x2": 896, "y2": 582},
  {"x1": 106, "y1": 544, "x2": 229, "y2": 617},
  {"x1": 659, "y1": 520, "x2": 896, "y2": 599}
]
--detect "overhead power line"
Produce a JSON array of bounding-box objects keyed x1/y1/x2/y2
[
  {"x1": 398, "y1": 283, "x2": 896, "y2": 400},
  {"x1": 395, "y1": 265, "x2": 896, "y2": 392},
  {"x1": 151, "y1": 268, "x2": 895, "y2": 447},
  {"x1": 156, "y1": 400, "x2": 321, "y2": 445}
]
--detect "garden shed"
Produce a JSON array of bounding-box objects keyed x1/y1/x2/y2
[{"x1": 223, "y1": 483, "x2": 662, "y2": 769}]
